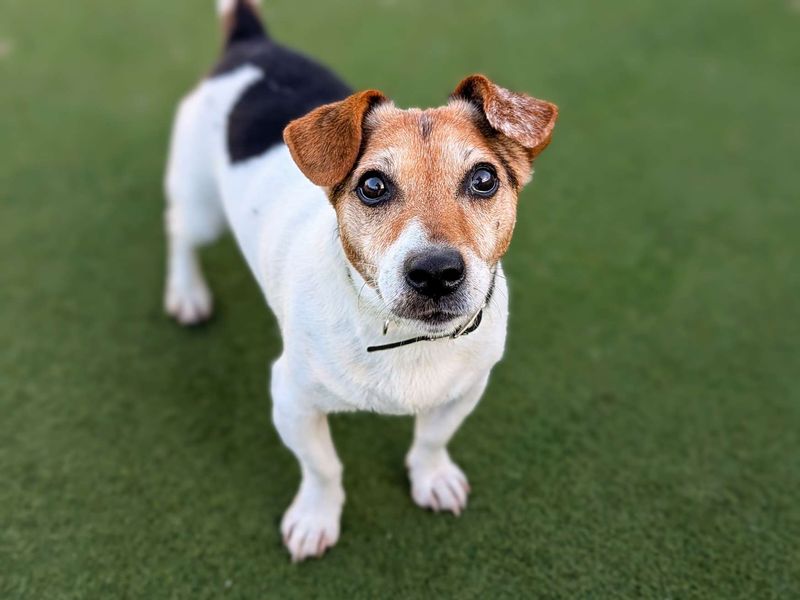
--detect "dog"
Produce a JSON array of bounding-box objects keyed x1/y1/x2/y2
[{"x1": 163, "y1": 0, "x2": 558, "y2": 561}]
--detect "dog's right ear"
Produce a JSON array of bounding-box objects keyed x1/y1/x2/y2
[{"x1": 284, "y1": 90, "x2": 388, "y2": 187}]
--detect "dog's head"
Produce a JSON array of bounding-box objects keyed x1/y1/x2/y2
[{"x1": 284, "y1": 75, "x2": 557, "y2": 332}]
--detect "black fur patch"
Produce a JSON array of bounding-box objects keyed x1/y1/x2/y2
[{"x1": 212, "y1": 39, "x2": 352, "y2": 163}]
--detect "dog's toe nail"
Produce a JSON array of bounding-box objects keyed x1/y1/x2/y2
[{"x1": 410, "y1": 459, "x2": 471, "y2": 516}]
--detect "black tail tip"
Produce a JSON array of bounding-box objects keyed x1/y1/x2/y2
[{"x1": 223, "y1": 0, "x2": 267, "y2": 47}]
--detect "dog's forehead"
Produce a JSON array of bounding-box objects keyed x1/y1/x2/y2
[{"x1": 361, "y1": 101, "x2": 493, "y2": 168}]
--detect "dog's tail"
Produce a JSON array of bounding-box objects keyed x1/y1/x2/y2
[{"x1": 217, "y1": 0, "x2": 267, "y2": 47}]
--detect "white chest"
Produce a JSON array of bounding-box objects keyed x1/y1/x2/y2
[{"x1": 296, "y1": 308, "x2": 507, "y2": 415}]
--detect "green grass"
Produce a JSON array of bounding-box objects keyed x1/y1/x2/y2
[{"x1": 1, "y1": 0, "x2": 799, "y2": 597}]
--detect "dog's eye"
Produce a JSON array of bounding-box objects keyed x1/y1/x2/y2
[
  {"x1": 469, "y1": 166, "x2": 499, "y2": 197},
  {"x1": 356, "y1": 173, "x2": 389, "y2": 205}
]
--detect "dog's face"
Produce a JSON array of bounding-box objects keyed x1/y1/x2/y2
[{"x1": 285, "y1": 75, "x2": 557, "y2": 331}]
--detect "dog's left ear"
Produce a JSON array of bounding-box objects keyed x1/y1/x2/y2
[
  {"x1": 284, "y1": 90, "x2": 388, "y2": 187},
  {"x1": 452, "y1": 74, "x2": 558, "y2": 160}
]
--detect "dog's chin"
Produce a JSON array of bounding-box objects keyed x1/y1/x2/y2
[
  {"x1": 392, "y1": 312, "x2": 462, "y2": 334},
  {"x1": 388, "y1": 297, "x2": 474, "y2": 334}
]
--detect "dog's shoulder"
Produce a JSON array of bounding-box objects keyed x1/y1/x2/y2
[{"x1": 211, "y1": 39, "x2": 352, "y2": 163}]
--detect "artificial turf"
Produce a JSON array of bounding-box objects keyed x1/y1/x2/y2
[{"x1": 1, "y1": 0, "x2": 799, "y2": 597}]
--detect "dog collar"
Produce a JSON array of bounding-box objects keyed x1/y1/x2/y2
[
  {"x1": 365, "y1": 270, "x2": 496, "y2": 353},
  {"x1": 366, "y1": 306, "x2": 485, "y2": 353}
]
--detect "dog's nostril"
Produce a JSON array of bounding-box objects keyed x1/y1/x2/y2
[
  {"x1": 440, "y1": 267, "x2": 464, "y2": 285},
  {"x1": 407, "y1": 268, "x2": 429, "y2": 286},
  {"x1": 404, "y1": 248, "x2": 466, "y2": 298}
]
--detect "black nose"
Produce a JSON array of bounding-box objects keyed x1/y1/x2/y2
[{"x1": 405, "y1": 248, "x2": 466, "y2": 298}]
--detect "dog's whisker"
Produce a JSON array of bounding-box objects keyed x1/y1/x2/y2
[{"x1": 356, "y1": 280, "x2": 369, "y2": 311}]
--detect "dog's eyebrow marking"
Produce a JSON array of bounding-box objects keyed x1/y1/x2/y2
[
  {"x1": 357, "y1": 150, "x2": 397, "y2": 175},
  {"x1": 459, "y1": 146, "x2": 510, "y2": 184},
  {"x1": 494, "y1": 149, "x2": 520, "y2": 190},
  {"x1": 419, "y1": 113, "x2": 433, "y2": 139}
]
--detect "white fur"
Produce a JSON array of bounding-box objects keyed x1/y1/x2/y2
[
  {"x1": 164, "y1": 64, "x2": 509, "y2": 561},
  {"x1": 216, "y1": 0, "x2": 233, "y2": 16}
]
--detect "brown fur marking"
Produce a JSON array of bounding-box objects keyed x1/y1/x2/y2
[
  {"x1": 419, "y1": 113, "x2": 433, "y2": 139},
  {"x1": 330, "y1": 102, "x2": 527, "y2": 282},
  {"x1": 283, "y1": 90, "x2": 388, "y2": 187},
  {"x1": 285, "y1": 75, "x2": 558, "y2": 284}
]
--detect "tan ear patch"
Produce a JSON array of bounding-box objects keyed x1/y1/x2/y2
[
  {"x1": 452, "y1": 74, "x2": 558, "y2": 159},
  {"x1": 283, "y1": 90, "x2": 388, "y2": 187}
]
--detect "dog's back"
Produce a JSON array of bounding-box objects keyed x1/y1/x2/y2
[
  {"x1": 213, "y1": 1, "x2": 351, "y2": 163},
  {"x1": 164, "y1": 0, "x2": 350, "y2": 313}
]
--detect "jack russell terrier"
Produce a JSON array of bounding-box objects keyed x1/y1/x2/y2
[{"x1": 164, "y1": 0, "x2": 558, "y2": 561}]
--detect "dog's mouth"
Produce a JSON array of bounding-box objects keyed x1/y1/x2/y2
[
  {"x1": 414, "y1": 309, "x2": 462, "y2": 324},
  {"x1": 388, "y1": 296, "x2": 472, "y2": 330}
]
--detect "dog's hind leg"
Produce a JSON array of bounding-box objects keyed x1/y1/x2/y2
[
  {"x1": 406, "y1": 376, "x2": 489, "y2": 516},
  {"x1": 163, "y1": 90, "x2": 226, "y2": 325}
]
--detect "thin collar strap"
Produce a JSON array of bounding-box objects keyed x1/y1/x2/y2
[
  {"x1": 366, "y1": 308, "x2": 484, "y2": 353},
  {"x1": 366, "y1": 270, "x2": 497, "y2": 353}
]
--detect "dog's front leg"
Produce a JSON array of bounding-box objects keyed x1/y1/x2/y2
[
  {"x1": 406, "y1": 376, "x2": 489, "y2": 515},
  {"x1": 271, "y1": 360, "x2": 344, "y2": 562}
]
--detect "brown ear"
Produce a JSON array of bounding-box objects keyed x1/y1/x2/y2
[
  {"x1": 452, "y1": 74, "x2": 558, "y2": 159},
  {"x1": 283, "y1": 90, "x2": 388, "y2": 187}
]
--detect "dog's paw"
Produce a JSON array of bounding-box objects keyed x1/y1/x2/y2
[
  {"x1": 280, "y1": 486, "x2": 343, "y2": 562},
  {"x1": 164, "y1": 277, "x2": 213, "y2": 326},
  {"x1": 407, "y1": 451, "x2": 470, "y2": 516}
]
